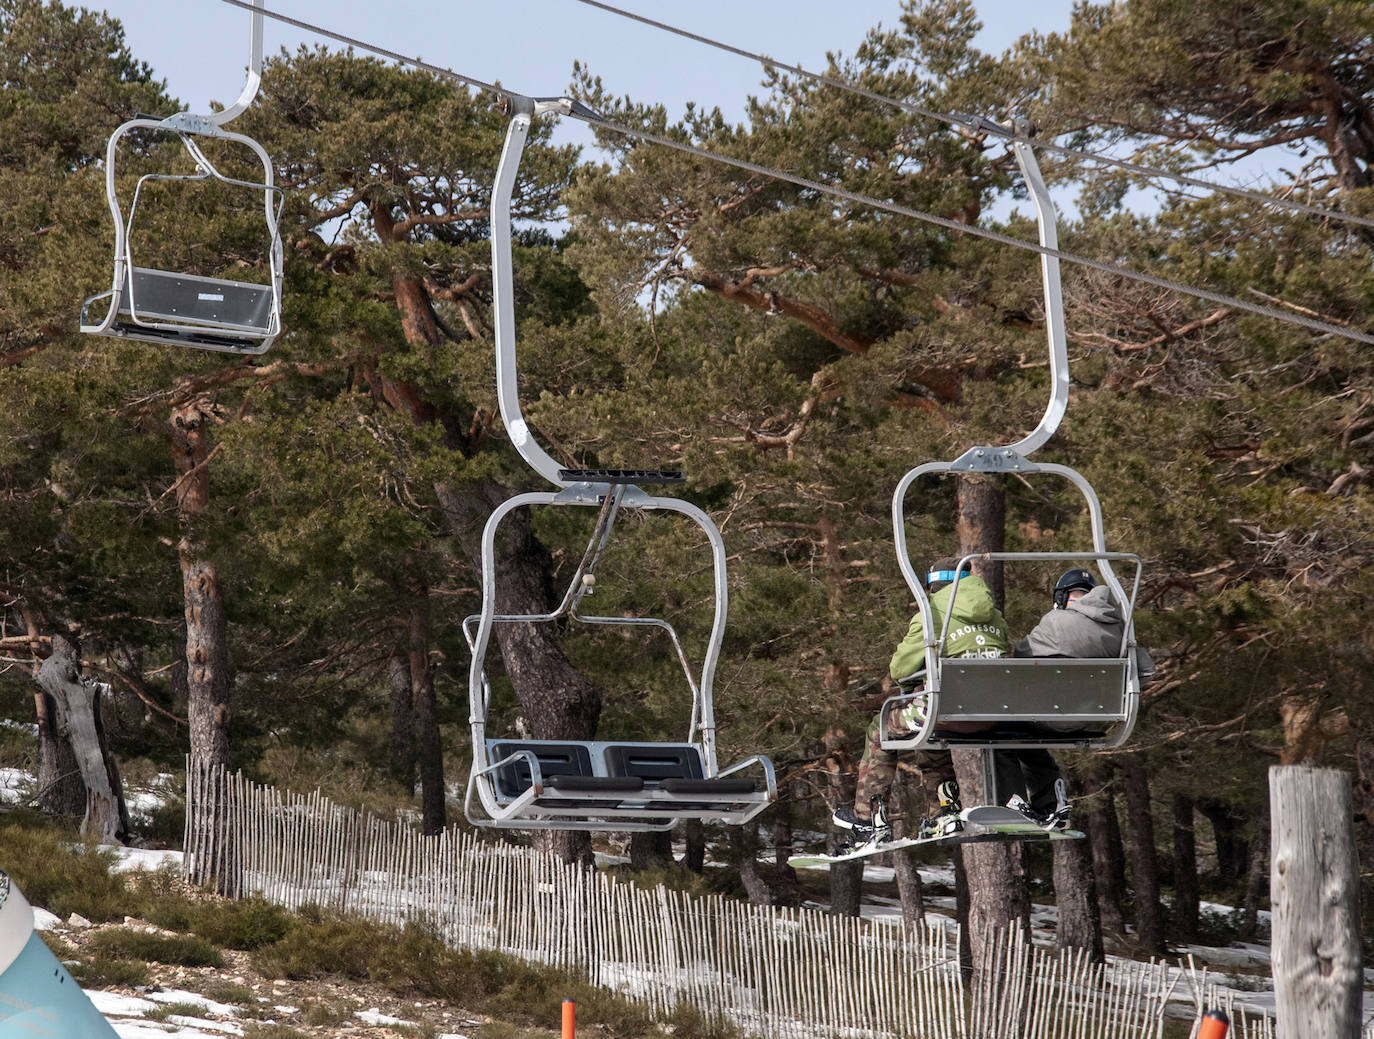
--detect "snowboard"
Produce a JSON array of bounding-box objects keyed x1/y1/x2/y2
[{"x1": 787, "y1": 805, "x2": 1084, "y2": 868}]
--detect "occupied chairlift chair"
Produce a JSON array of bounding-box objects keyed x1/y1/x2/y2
[
  {"x1": 463, "y1": 97, "x2": 777, "y2": 831},
  {"x1": 879, "y1": 121, "x2": 1147, "y2": 804},
  {"x1": 80, "y1": 0, "x2": 283, "y2": 355}
]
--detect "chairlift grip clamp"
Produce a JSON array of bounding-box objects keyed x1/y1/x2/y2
[
  {"x1": 160, "y1": 112, "x2": 232, "y2": 138},
  {"x1": 948, "y1": 446, "x2": 1040, "y2": 473}
]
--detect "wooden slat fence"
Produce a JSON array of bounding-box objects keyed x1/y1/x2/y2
[{"x1": 183, "y1": 759, "x2": 1340, "y2": 1039}]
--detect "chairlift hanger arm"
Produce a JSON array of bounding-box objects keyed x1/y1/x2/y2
[
  {"x1": 209, "y1": 0, "x2": 265, "y2": 127},
  {"x1": 1005, "y1": 127, "x2": 1068, "y2": 460},
  {"x1": 489, "y1": 97, "x2": 603, "y2": 488}
]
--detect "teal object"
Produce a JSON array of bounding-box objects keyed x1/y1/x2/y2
[{"x1": 0, "y1": 870, "x2": 119, "y2": 1038}]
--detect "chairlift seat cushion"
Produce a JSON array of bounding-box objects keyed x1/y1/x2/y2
[
  {"x1": 603, "y1": 744, "x2": 704, "y2": 785},
  {"x1": 489, "y1": 741, "x2": 595, "y2": 798}
]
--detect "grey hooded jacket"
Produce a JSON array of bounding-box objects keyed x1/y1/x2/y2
[
  {"x1": 1014, "y1": 584, "x2": 1156, "y2": 681},
  {"x1": 1014, "y1": 584, "x2": 1127, "y2": 659}
]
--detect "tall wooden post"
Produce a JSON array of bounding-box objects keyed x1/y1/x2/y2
[{"x1": 1270, "y1": 766, "x2": 1361, "y2": 1039}]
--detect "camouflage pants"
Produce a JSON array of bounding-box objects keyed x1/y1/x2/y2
[
  {"x1": 852, "y1": 713, "x2": 1063, "y2": 819},
  {"x1": 852, "y1": 710, "x2": 954, "y2": 819}
]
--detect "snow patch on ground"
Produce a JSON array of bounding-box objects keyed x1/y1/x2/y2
[
  {"x1": 0, "y1": 767, "x2": 32, "y2": 805},
  {"x1": 90, "y1": 989, "x2": 244, "y2": 1038},
  {"x1": 101, "y1": 846, "x2": 184, "y2": 874}
]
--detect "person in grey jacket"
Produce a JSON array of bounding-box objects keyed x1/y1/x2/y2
[
  {"x1": 1015, "y1": 568, "x2": 1155, "y2": 678},
  {"x1": 1016, "y1": 572, "x2": 1126, "y2": 658},
  {"x1": 1000, "y1": 568, "x2": 1150, "y2": 827}
]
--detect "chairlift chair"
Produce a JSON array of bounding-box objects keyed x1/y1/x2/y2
[
  {"x1": 80, "y1": 0, "x2": 283, "y2": 355},
  {"x1": 463, "y1": 98, "x2": 776, "y2": 831},
  {"x1": 879, "y1": 123, "x2": 1147, "y2": 800}
]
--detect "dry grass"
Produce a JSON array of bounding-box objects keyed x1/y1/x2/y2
[{"x1": 4, "y1": 811, "x2": 740, "y2": 1039}]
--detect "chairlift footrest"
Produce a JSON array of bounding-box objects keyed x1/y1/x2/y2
[
  {"x1": 103, "y1": 320, "x2": 271, "y2": 355},
  {"x1": 935, "y1": 726, "x2": 1109, "y2": 744},
  {"x1": 543, "y1": 775, "x2": 645, "y2": 793},
  {"x1": 660, "y1": 777, "x2": 757, "y2": 795},
  {"x1": 558, "y1": 468, "x2": 685, "y2": 485}
]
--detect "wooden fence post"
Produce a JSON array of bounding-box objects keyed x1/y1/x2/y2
[{"x1": 1269, "y1": 766, "x2": 1362, "y2": 1039}]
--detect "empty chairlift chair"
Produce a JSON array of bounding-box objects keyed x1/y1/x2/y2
[
  {"x1": 80, "y1": 0, "x2": 283, "y2": 355},
  {"x1": 463, "y1": 97, "x2": 776, "y2": 831}
]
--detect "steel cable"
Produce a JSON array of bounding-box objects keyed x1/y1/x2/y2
[{"x1": 216, "y1": 0, "x2": 1373, "y2": 345}]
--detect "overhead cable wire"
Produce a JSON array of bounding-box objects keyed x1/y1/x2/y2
[
  {"x1": 565, "y1": 113, "x2": 1373, "y2": 345},
  {"x1": 216, "y1": 0, "x2": 1373, "y2": 346},
  {"x1": 220, "y1": 0, "x2": 506, "y2": 98},
  {"x1": 570, "y1": 0, "x2": 1374, "y2": 234}
]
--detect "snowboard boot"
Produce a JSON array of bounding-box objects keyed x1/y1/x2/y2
[
  {"x1": 833, "y1": 795, "x2": 893, "y2": 854},
  {"x1": 1043, "y1": 777, "x2": 1071, "y2": 832},
  {"x1": 918, "y1": 779, "x2": 963, "y2": 839}
]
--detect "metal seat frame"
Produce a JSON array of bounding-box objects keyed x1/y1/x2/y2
[
  {"x1": 880, "y1": 124, "x2": 1147, "y2": 800},
  {"x1": 464, "y1": 97, "x2": 776, "y2": 831},
  {"x1": 80, "y1": 0, "x2": 283, "y2": 355}
]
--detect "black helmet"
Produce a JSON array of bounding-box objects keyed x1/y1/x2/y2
[{"x1": 1053, "y1": 568, "x2": 1095, "y2": 609}]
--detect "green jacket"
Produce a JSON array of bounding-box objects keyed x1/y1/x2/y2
[{"x1": 889, "y1": 574, "x2": 1010, "y2": 687}]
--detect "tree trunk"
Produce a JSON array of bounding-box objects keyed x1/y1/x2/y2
[
  {"x1": 1081, "y1": 765, "x2": 1128, "y2": 936},
  {"x1": 1199, "y1": 799, "x2": 1250, "y2": 885},
  {"x1": 1269, "y1": 766, "x2": 1362, "y2": 1039},
  {"x1": 370, "y1": 256, "x2": 603, "y2": 864},
  {"x1": 387, "y1": 650, "x2": 416, "y2": 790},
  {"x1": 821, "y1": 728, "x2": 861, "y2": 916},
  {"x1": 36, "y1": 635, "x2": 126, "y2": 843},
  {"x1": 1171, "y1": 790, "x2": 1200, "y2": 944},
  {"x1": 172, "y1": 400, "x2": 231, "y2": 773},
  {"x1": 25, "y1": 608, "x2": 81, "y2": 817},
  {"x1": 956, "y1": 475, "x2": 1004, "y2": 604},
  {"x1": 1122, "y1": 752, "x2": 1165, "y2": 955},
  {"x1": 34, "y1": 673, "x2": 84, "y2": 819},
  {"x1": 629, "y1": 830, "x2": 674, "y2": 871},
  {"x1": 681, "y1": 819, "x2": 706, "y2": 874},
  {"x1": 954, "y1": 747, "x2": 1030, "y2": 964},
  {"x1": 954, "y1": 852, "x2": 972, "y2": 981},
  {"x1": 405, "y1": 565, "x2": 445, "y2": 836},
  {"x1": 953, "y1": 475, "x2": 1028, "y2": 975},
  {"x1": 772, "y1": 789, "x2": 794, "y2": 868},
  {"x1": 891, "y1": 766, "x2": 925, "y2": 932},
  {"x1": 1240, "y1": 805, "x2": 1270, "y2": 943},
  {"x1": 734, "y1": 822, "x2": 800, "y2": 907},
  {"x1": 1052, "y1": 837, "x2": 1103, "y2": 961}
]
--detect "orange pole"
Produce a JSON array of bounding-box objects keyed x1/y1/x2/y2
[
  {"x1": 562, "y1": 999, "x2": 575, "y2": 1039},
  {"x1": 1197, "y1": 1009, "x2": 1229, "y2": 1039}
]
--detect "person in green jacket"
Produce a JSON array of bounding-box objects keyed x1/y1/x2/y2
[{"x1": 831, "y1": 557, "x2": 1010, "y2": 853}]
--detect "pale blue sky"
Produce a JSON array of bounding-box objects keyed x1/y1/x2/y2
[
  {"x1": 107, "y1": 0, "x2": 1077, "y2": 146},
  {"x1": 97, "y1": 1, "x2": 1305, "y2": 227}
]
